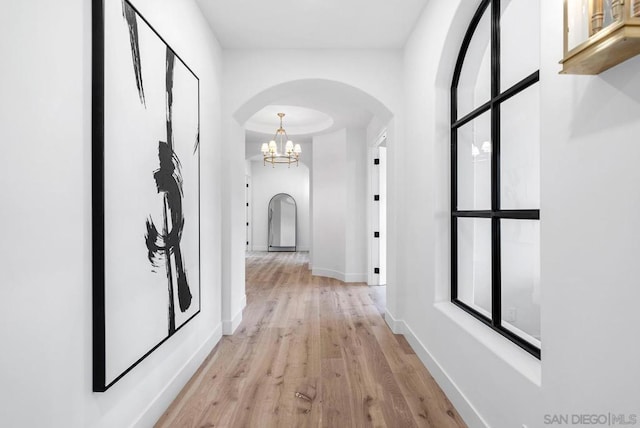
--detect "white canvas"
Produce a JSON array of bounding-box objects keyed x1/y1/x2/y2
[{"x1": 100, "y1": 0, "x2": 200, "y2": 387}]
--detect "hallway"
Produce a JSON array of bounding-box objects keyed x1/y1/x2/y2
[{"x1": 156, "y1": 252, "x2": 466, "y2": 427}]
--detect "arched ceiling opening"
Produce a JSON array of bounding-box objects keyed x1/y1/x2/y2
[
  {"x1": 235, "y1": 79, "x2": 393, "y2": 126},
  {"x1": 245, "y1": 105, "x2": 334, "y2": 136},
  {"x1": 237, "y1": 79, "x2": 394, "y2": 160}
]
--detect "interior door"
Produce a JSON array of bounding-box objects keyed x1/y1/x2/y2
[{"x1": 369, "y1": 134, "x2": 387, "y2": 286}]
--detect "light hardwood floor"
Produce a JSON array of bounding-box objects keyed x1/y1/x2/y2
[{"x1": 156, "y1": 252, "x2": 466, "y2": 428}]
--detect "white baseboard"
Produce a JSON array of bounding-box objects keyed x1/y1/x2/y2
[
  {"x1": 311, "y1": 268, "x2": 366, "y2": 283},
  {"x1": 384, "y1": 307, "x2": 404, "y2": 334},
  {"x1": 311, "y1": 267, "x2": 344, "y2": 281},
  {"x1": 384, "y1": 308, "x2": 488, "y2": 428},
  {"x1": 133, "y1": 324, "x2": 223, "y2": 427},
  {"x1": 222, "y1": 294, "x2": 247, "y2": 335},
  {"x1": 344, "y1": 272, "x2": 367, "y2": 282},
  {"x1": 250, "y1": 246, "x2": 309, "y2": 252}
]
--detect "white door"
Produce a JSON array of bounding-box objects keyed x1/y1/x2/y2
[
  {"x1": 369, "y1": 133, "x2": 387, "y2": 285},
  {"x1": 245, "y1": 175, "x2": 251, "y2": 251},
  {"x1": 378, "y1": 146, "x2": 387, "y2": 285}
]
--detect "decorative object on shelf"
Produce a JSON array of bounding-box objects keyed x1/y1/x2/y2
[
  {"x1": 562, "y1": 0, "x2": 640, "y2": 74},
  {"x1": 261, "y1": 113, "x2": 302, "y2": 167},
  {"x1": 590, "y1": 0, "x2": 604, "y2": 35},
  {"x1": 612, "y1": 0, "x2": 623, "y2": 20},
  {"x1": 92, "y1": 0, "x2": 201, "y2": 392}
]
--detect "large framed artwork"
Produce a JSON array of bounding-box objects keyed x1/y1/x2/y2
[{"x1": 92, "y1": 0, "x2": 201, "y2": 392}]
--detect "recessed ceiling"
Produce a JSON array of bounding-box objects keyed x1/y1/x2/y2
[
  {"x1": 246, "y1": 105, "x2": 334, "y2": 136},
  {"x1": 195, "y1": 0, "x2": 429, "y2": 49}
]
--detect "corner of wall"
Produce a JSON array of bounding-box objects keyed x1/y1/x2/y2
[
  {"x1": 383, "y1": 307, "x2": 404, "y2": 334},
  {"x1": 132, "y1": 324, "x2": 223, "y2": 427},
  {"x1": 310, "y1": 267, "x2": 345, "y2": 282},
  {"x1": 222, "y1": 294, "x2": 246, "y2": 335},
  {"x1": 344, "y1": 272, "x2": 368, "y2": 283},
  {"x1": 384, "y1": 308, "x2": 488, "y2": 428}
]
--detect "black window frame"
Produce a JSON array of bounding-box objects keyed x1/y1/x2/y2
[{"x1": 450, "y1": 0, "x2": 541, "y2": 359}]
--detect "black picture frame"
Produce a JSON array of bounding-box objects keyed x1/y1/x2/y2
[{"x1": 92, "y1": 0, "x2": 201, "y2": 392}]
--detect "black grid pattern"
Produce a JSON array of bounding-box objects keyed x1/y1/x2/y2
[{"x1": 450, "y1": 0, "x2": 540, "y2": 358}]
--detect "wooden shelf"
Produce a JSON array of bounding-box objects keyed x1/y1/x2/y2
[
  {"x1": 561, "y1": 0, "x2": 640, "y2": 75},
  {"x1": 561, "y1": 20, "x2": 640, "y2": 74}
]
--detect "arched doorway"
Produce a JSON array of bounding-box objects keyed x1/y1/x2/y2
[{"x1": 221, "y1": 76, "x2": 397, "y2": 334}]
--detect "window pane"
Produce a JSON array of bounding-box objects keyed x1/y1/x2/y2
[
  {"x1": 500, "y1": 84, "x2": 540, "y2": 209},
  {"x1": 501, "y1": 219, "x2": 540, "y2": 347},
  {"x1": 566, "y1": 0, "x2": 589, "y2": 51},
  {"x1": 457, "y1": 218, "x2": 492, "y2": 318},
  {"x1": 456, "y1": 8, "x2": 491, "y2": 118},
  {"x1": 500, "y1": 0, "x2": 540, "y2": 91},
  {"x1": 457, "y1": 112, "x2": 491, "y2": 211}
]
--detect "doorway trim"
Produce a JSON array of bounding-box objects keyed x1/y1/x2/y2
[{"x1": 368, "y1": 128, "x2": 388, "y2": 286}]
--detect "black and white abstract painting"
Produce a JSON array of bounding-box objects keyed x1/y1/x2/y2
[{"x1": 93, "y1": 0, "x2": 200, "y2": 391}]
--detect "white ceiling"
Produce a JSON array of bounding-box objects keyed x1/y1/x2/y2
[
  {"x1": 243, "y1": 80, "x2": 378, "y2": 150},
  {"x1": 195, "y1": 0, "x2": 429, "y2": 49},
  {"x1": 204, "y1": 3, "x2": 410, "y2": 156},
  {"x1": 246, "y1": 105, "x2": 334, "y2": 136}
]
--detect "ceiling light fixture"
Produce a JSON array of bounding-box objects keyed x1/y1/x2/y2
[{"x1": 261, "y1": 113, "x2": 301, "y2": 167}]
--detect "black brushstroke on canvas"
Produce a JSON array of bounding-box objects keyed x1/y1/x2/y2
[
  {"x1": 194, "y1": 125, "x2": 200, "y2": 154},
  {"x1": 165, "y1": 49, "x2": 193, "y2": 315},
  {"x1": 145, "y1": 141, "x2": 186, "y2": 334},
  {"x1": 144, "y1": 144, "x2": 184, "y2": 269},
  {"x1": 143, "y1": 48, "x2": 192, "y2": 335},
  {"x1": 122, "y1": 1, "x2": 146, "y2": 106},
  {"x1": 166, "y1": 51, "x2": 175, "y2": 147}
]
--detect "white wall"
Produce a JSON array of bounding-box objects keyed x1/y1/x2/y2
[
  {"x1": 309, "y1": 128, "x2": 369, "y2": 282},
  {"x1": 220, "y1": 117, "x2": 247, "y2": 334},
  {"x1": 394, "y1": 1, "x2": 640, "y2": 427},
  {"x1": 345, "y1": 128, "x2": 368, "y2": 281},
  {"x1": 225, "y1": 50, "x2": 402, "y2": 125},
  {"x1": 312, "y1": 130, "x2": 347, "y2": 279},
  {"x1": 540, "y1": 0, "x2": 640, "y2": 421},
  {"x1": 0, "y1": 0, "x2": 223, "y2": 426},
  {"x1": 249, "y1": 161, "x2": 310, "y2": 251}
]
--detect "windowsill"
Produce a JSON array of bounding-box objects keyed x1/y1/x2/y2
[{"x1": 434, "y1": 301, "x2": 542, "y2": 387}]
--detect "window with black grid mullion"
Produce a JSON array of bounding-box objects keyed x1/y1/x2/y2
[{"x1": 450, "y1": 0, "x2": 541, "y2": 358}]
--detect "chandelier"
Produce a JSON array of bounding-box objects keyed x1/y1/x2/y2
[{"x1": 261, "y1": 113, "x2": 301, "y2": 167}]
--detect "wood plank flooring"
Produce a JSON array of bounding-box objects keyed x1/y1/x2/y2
[{"x1": 156, "y1": 252, "x2": 466, "y2": 428}]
